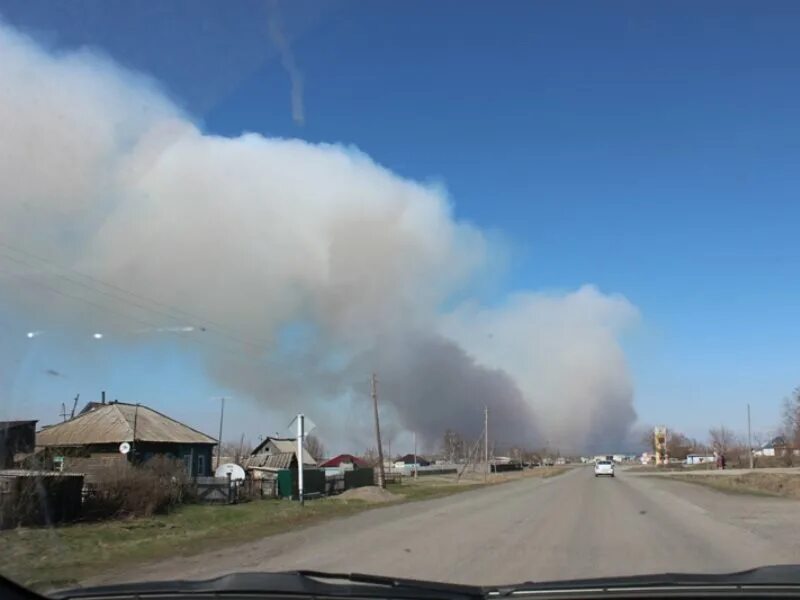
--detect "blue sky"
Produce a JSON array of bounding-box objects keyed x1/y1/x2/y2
[{"x1": 1, "y1": 1, "x2": 799, "y2": 445}]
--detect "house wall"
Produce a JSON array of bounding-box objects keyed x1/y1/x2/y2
[
  {"x1": 130, "y1": 442, "x2": 214, "y2": 476},
  {"x1": 44, "y1": 442, "x2": 215, "y2": 478},
  {"x1": 62, "y1": 453, "x2": 128, "y2": 482}
]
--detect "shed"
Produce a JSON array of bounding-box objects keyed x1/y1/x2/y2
[
  {"x1": 250, "y1": 437, "x2": 317, "y2": 465},
  {"x1": 36, "y1": 401, "x2": 217, "y2": 478},
  {"x1": 0, "y1": 421, "x2": 37, "y2": 468}
]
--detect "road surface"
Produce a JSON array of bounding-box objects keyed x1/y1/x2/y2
[{"x1": 92, "y1": 467, "x2": 800, "y2": 586}]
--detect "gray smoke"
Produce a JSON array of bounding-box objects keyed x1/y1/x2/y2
[
  {"x1": 352, "y1": 333, "x2": 538, "y2": 447},
  {"x1": 0, "y1": 22, "x2": 638, "y2": 452}
]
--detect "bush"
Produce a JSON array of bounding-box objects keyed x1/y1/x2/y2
[{"x1": 84, "y1": 456, "x2": 190, "y2": 519}]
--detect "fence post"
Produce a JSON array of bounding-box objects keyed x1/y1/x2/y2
[{"x1": 227, "y1": 472, "x2": 232, "y2": 504}]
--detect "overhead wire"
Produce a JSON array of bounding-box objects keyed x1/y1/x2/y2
[
  {"x1": 0, "y1": 240, "x2": 273, "y2": 351},
  {"x1": 0, "y1": 261, "x2": 274, "y2": 366}
]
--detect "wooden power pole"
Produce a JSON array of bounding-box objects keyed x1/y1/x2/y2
[
  {"x1": 216, "y1": 397, "x2": 225, "y2": 470},
  {"x1": 372, "y1": 373, "x2": 386, "y2": 488},
  {"x1": 747, "y1": 403, "x2": 754, "y2": 470},
  {"x1": 484, "y1": 406, "x2": 489, "y2": 482}
]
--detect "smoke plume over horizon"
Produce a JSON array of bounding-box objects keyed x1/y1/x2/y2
[{"x1": 0, "y1": 22, "x2": 639, "y2": 453}]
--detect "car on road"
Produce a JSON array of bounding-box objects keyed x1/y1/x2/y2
[{"x1": 594, "y1": 459, "x2": 615, "y2": 477}]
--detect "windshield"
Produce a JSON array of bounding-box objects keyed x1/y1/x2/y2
[{"x1": 2, "y1": 1, "x2": 800, "y2": 596}]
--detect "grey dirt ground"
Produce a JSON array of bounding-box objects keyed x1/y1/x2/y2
[{"x1": 89, "y1": 467, "x2": 800, "y2": 587}]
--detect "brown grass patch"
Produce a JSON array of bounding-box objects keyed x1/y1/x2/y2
[{"x1": 664, "y1": 472, "x2": 800, "y2": 499}]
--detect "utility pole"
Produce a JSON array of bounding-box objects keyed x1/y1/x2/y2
[
  {"x1": 237, "y1": 433, "x2": 245, "y2": 464},
  {"x1": 484, "y1": 406, "x2": 489, "y2": 482},
  {"x1": 132, "y1": 403, "x2": 140, "y2": 463},
  {"x1": 216, "y1": 397, "x2": 225, "y2": 470},
  {"x1": 413, "y1": 431, "x2": 418, "y2": 479},
  {"x1": 297, "y1": 413, "x2": 305, "y2": 505},
  {"x1": 60, "y1": 403, "x2": 69, "y2": 422},
  {"x1": 372, "y1": 373, "x2": 386, "y2": 488},
  {"x1": 747, "y1": 403, "x2": 754, "y2": 470}
]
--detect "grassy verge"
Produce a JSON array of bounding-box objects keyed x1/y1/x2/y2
[
  {"x1": 627, "y1": 463, "x2": 714, "y2": 473},
  {"x1": 1, "y1": 467, "x2": 570, "y2": 591},
  {"x1": 662, "y1": 472, "x2": 800, "y2": 499}
]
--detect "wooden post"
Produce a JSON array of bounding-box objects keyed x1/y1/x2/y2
[
  {"x1": 372, "y1": 374, "x2": 386, "y2": 488},
  {"x1": 216, "y1": 397, "x2": 225, "y2": 470},
  {"x1": 484, "y1": 406, "x2": 489, "y2": 482}
]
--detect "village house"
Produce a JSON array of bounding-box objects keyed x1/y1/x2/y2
[{"x1": 35, "y1": 401, "x2": 217, "y2": 479}]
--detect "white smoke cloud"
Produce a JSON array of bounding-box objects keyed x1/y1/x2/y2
[
  {"x1": 0, "y1": 22, "x2": 639, "y2": 452},
  {"x1": 440, "y1": 287, "x2": 639, "y2": 452}
]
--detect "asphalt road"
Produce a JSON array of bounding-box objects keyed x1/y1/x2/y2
[{"x1": 94, "y1": 467, "x2": 800, "y2": 586}]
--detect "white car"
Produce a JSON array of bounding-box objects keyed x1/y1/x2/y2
[{"x1": 594, "y1": 459, "x2": 615, "y2": 477}]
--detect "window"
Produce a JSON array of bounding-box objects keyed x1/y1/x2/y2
[{"x1": 197, "y1": 454, "x2": 205, "y2": 476}]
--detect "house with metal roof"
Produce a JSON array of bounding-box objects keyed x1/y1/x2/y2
[
  {"x1": 245, "y1": 436, "x2": 316, "y2": 478},
  {"x1": 35, "y1": 401, "x2": 217, "y2": 478}
]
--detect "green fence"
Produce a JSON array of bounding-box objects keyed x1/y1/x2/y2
[
  {"x1": 344, "y1": 468, "x2": 374, "y2": 490},
  {"x1": 277, "y1": 468, "x2": 326, "y2": 499}
]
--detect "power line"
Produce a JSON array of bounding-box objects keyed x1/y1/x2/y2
[
  {"x1": 0, "y1": 265, "x2": 162, "y2": 330},
  {"x1": 0, "y1": 265, "x2": 274, "y2": 366},
  {"x1": 0, "y1": 241, "x2": 272, "y2": 350}
]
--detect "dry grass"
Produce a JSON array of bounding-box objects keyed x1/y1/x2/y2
[
  {"x1": 626, "y1": 463, "x2": 715, "y2": 473},
  {"x1": 0, "y1": 467, "x2": 570, "y2": 591},
  {"x1": 664, "y1": 472, "x2": 800, "y2": 499},
  {"x1": 331, "y1": 485, "x2": 400, "y2": 503}
]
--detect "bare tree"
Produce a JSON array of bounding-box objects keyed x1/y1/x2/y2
[
  {"x1": 442, "y1": 430, "x2": 466, "y2": 463},
  {"x1": 666, "y1": 431, "x2": 695, "y2": 461},
  {"x1": 361, "y1": 447, "x2": 378, "y2": 467},
  {"x1": 216, "y1": 439, "x2": 254, "y2": 466},
  {"x1": 304, "y1": 434, "x2": 325, "y2": 462},
  {"x1": 640, "y1": 428, "x2": 656, "y2": 453},
  {"x1": 708, "y1": 426, "x2": 738, "y2": 455},
  {"x1": 781, "y1": 387, "x2": 800, "y2": 448}
]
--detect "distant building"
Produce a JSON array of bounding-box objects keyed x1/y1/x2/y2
[
  {"x1": 685, "y1": 454, "x2": 715, "y2": 465},
  {"x1": 35, "y1": 401, "x2": 216, "y2": 478},
  {"x1": 0, "y1": 421, "x2": 37, "y2": 468},
  {"x1": 395, "y1": 454, "x2": 430, "y2": 467},
  {"x1": 754, "y1": 436, "x2": 798, "y2": 457},
  {"x1": 318, "y1": 454, "x2": 369, "y2": 469},
  {"x1": 245, "y1": 437, "x2": 316, "y2": 479}
]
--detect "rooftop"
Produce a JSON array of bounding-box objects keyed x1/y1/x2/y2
[{"x1": 36, "y1": 402, "x2": 216, "y2": 447}]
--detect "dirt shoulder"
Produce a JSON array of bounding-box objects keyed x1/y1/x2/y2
[
  {"x1": 658, "y1": 470, "x2": 800, "y2": 499},
  {"x1": 1, "y1": 467, "x2": 570, "y2": 592}
]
